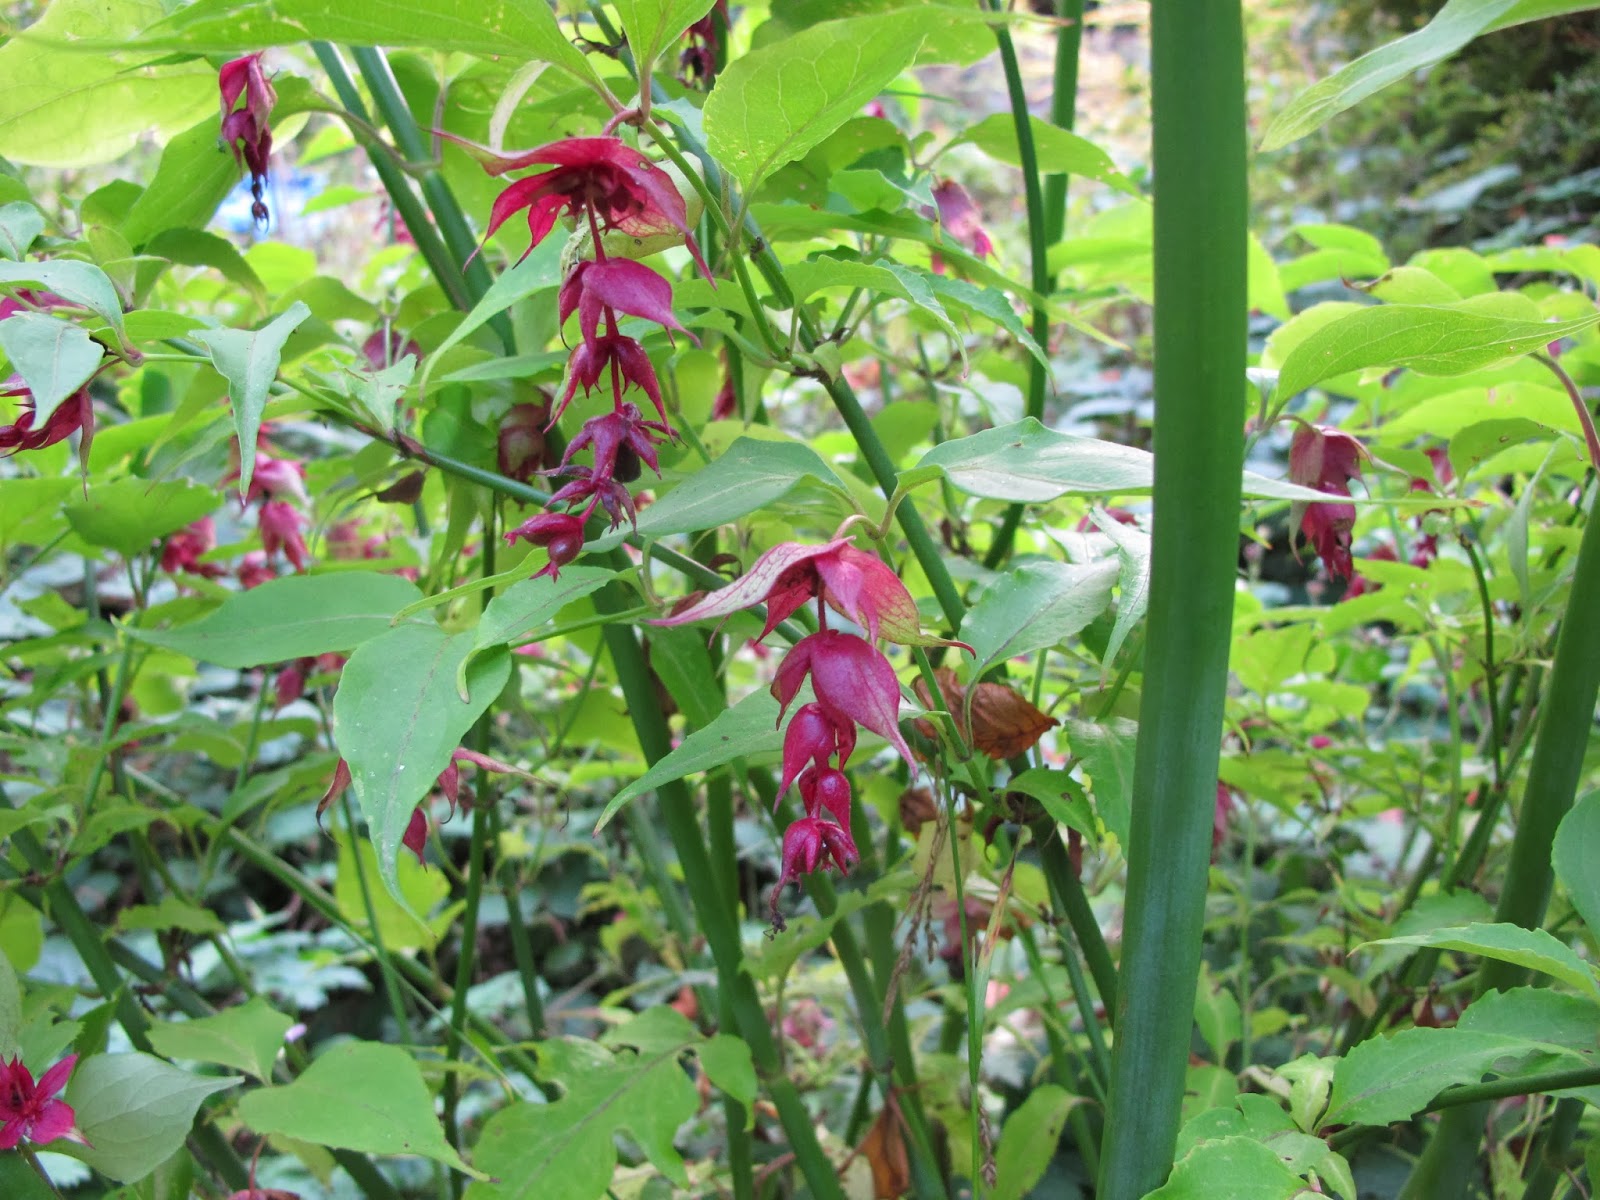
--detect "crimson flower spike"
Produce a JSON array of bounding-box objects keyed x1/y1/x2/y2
[
  {"x1": 219, "y1": 53, "x2": 276, "y2": 225},
  {"x1": 773, "y1": 815, "x2": 859, "y2": 915},
  {"x1": 653, "y1": 538, "x2": 970, "y2": 649},
  {"x1": 553, "y1": 332, "x2": 667, "y2": 425},
  {"x1": 772, "y1": 630, "x2": 915, "y2": 764},
  {"x1": 446, "y1": 134, "x2": 710, "y2": 277},
  {"x1": 559, "y1": 258, "x2": 695, "y2": 352},
  {"x1": 1288, "y1": 422, "x2": 1369, "y2": 581}
]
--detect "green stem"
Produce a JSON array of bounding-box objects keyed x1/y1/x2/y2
[
  {"x1": 980, "y1": 0, "x2": 1059, "y2": 571},
  {"x1": 1520, "y1": 1096, "x2": 1584, "y2": 1200},
  {"x1": 348, "y1": 46, "x2": 508, "y2": 350},
  {"x1": 1401, "y1": 481, "x2": 1600, "y2": 1195},
  {"x1": 1043, "y1": 0, "x2": 1086, "y2": 246},
  {"x1": 339, "y1": 795, "x2": 415, "y2": 1042},
  {"x1": 1096, "y1": 4, "x2": 1247, "y2": 1196},
  {"x1": 312, "y1": 44, "x2": 476, "y2": 318},
  {"x1": 592, "y1": 581, "x2": 850, "y2": 1200}
]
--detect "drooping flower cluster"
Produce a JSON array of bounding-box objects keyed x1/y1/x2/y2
[
  {"x1": 0, "y1": 295, "x2": 97, "y2": 470},
  {"x1": 219, "y1": 53, "x2": 277, "y2": 226},
  {"x1": 1288, "y1": 422, "x2": 1368, "y2": 580},
  {"x1": 0, "y1": 1054, "x2": 86, "y2": 1150},
  {"x1": 656, "y1": 538, "x2": 969, "y2": 922},
  {"x1": 679, "y1": 1, "x2": 731, "y2": 88},
  {"x1": 241, "y1": 445, "x2": 312, "y2": 575},
  {"x1": 454, "y1": 133, "x2": 708, "y2": 579}
]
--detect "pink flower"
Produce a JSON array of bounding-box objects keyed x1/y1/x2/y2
[
  {"x1": 360, "y1": 328, "x2": 421, "y2": 371},
  {"x1": 559, "y1": 258, "x2": 693, "y2": 353},
  {"x1": 772, "y1": 630, "x2": 913, "y2": 763},
  {"x1": 237, "y1": 550, "x2": 276, "y2": 589},
  {"x1": 777, "y1": 702, "x2": 857, "y2": 797},
  {"x1": 679, "y1": 2, "x2": 729, "y2": 87},
  {"x1": 1289, "y1": 423, "x2": 1369, "y2": 581},
  {"x1": 553, "y1": 332, "x2": 665, "y2": 426},
  {"x1": 772, "y1": 816, "x2": 859, "y2": 920},
  {"x1": 548, "y1": 469, "x2": 637, "y2": 530},
  {"x1": 797, "y1": 764, "x2": 853, "y2": 828},
  {"x1": 925, "y1": 179, "x2": 994, "y2": 273},
  {"x1": 654, "y1": 539, "x2": 964, "y2": 648},
  {"x1": 219, "y1": 53, "x2": 276, "y2": 224},
  {"x1": 497, "y1": 403, "x2": 550, "y2": 484},
  {"x1": 450, "y1": 135, "x2": 708, "y2": 275},
  {"x1": 0, "y1": 1055, "x2": 87, "y2": 1150},
  {"x1": 259, "y1": 500, "x2": 310, "y2": 572},
  {"x1": 504, "y1": 511, "x2": 586, "y2": 579},
  {"x1": 0, "y1": 384, "x2": 95, "y2": 463},
  {"x1": 560, "y1": 404, "x2": 673, "y2": 486},
  {"x1": 245, "y1": 454, "x2": 309, "y2": 506},
  {"x1": 160, "y1": 517, "x2": 220, "y2": 577}
]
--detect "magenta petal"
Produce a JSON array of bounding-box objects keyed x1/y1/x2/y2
[
  {"x1": 814, "y1": 545, "x2": 920, "y2": 644},
  {"x1": 579, "y1": 260, "x2": 694, "y2": 343},
  {"x1": 36, "y1": 1056, "x2": 75, "y2": 1101},
  {"x1": 770, "y1": 636, "x2": 817, "y2": 720},
  {"x1": 0, "y1": 1118, "x2": 23, "y2": 1150},
  {"x1": 28, "y1": 1100, "x2": 77, "y2": 1145},
  {"x1": 778, "y1": 704, "x2": 835, "y2": 800},
  {"x1": 805, "y1": 631, "x2": 912, "y2": 762},
  {"x1": 653, "y1": 541, "x2": 845, "y2": 629}
]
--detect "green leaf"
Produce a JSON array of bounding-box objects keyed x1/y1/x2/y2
[
  {"x1": 1148, "y1": 1136, "x2": 1305, "y2": 1200},
  {"x1": 698, "y1": 1035, "x2": 757, "y2": 1108},
  {"x1": 784, "y1": 256, "x2": 962, "y2": 349},
  {"x1": 924, "y1": 273, "x2": 1049, "y2": 370},
  {"x1": 0, "y1": 260, "x2": 128, "y2": 339},
  {"x1": 131, "y1": 573, "x2": 424, "y2": 667},
  {"x1": 466, "y1": 1037, "x2": 696, "y2": 1198},
  {"x1": 1259, "y1": 0, "x2": 1522, "y2": 151},
  {"x1": 911, "y1": 419, "x2": 1332, "y2": 504},
  {"x1": 61, "y1": 1053, "x2": 240, "y2": 1184},
  {"x1": 0, "y1": 312, "x2": 102, "y2": 424},
  {"x1": 0, "y1": 1155, "x2": 58, "y2": 1200},
  {"x1": 704, "y1": 11, "x2": 928, "y2": 191},
  {"x1": 238, "y1": 1041, "x2": 483, "y2": 1177},
  {"x1": 1378, "y1": 382, "x2": 1579, "y2": 442},
  {"x1": 0, "y1": 950, "x2": 19, "y2": 1062},
  {"x1": 115, "y1": 896, "x2": 225, "y2": 937},
  {"x1": 146, "y1": 229, "x2": 268, "y2": 309},
  {"x1": 955, "y1": 112, "x2": 1139, "y2": 196},
  {"x1": 1361, "y1": 922, "x2": 1600, "y2": 999},
  {"x1": 596, "y1": 687, "x2": 783, "y2": 831},
  {"x1": 335, "y1": 830, "x2": 458, "y2": 952},
  {"x1": 1274, "y1": 300, "x2": 1600, "y2": 401},
  {"x1": 1457, "y1": 986, "x2": 1600, "y2": 1050},
  {"x1": 992, "y1": 1085, "x2": 1078, "y2": 1200},
  {"x1": 191, "y1": 302, "x2": 311, "y2": 501},
  {"x1": 613, "y1": 0, "x2": 718, "y2": 71},
  {"x1": 0, "y1": 202, "x2": 43, "y2": 260},
  {"x1": 0, "y1": 0, "x2": 215, "y2": 169},
  {"x1": 1093, "y1": 510, "x2": 1151, "y2": 670},
  {"x1": 1554, "y1": 791, "x2": 1600, "y2": 942},
  {"x1": 64, "y1": 479, "x2": 218, "y2": 559},
  {"x1": 424, "y1": 237, "x2": 563, "y2": 390},
  {"x1": 961, "y1": 559, "x2": 1119, "y2": 681},
  {"x1": 594, "y1": 436, "x2": 847, "y2": 549},
  {"x1": 333, "y1": 624, "x2": 511, "y2": 907},
  {"x1": 1325, "y1": 1027, "x2": 1580, "y2": 1127},
  {"x1": 136, "y1": 0, "x2": 603, "y2": 91},
  {"x1": 474, "y1": 566, "x2": 616, "y2": 652},
  {"x1": 145, "y1": 997, "x2": 294, "y2": 1083},
  {"x1": 1006, "y1": 769, "x2": 1095, "y2": 839},
  {"x1": 1067, "y1": 718, "x2": 1137, "y2": 846}
]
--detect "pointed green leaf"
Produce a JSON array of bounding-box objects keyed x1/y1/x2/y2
[
  {"x1": 596, "y1": 687, "x2": 783, "y2": 831},
  {"x1": 1554, "y1": 791, "x2": 1600, "y2": 942},
  {"x1": 704, "y1": 12, "x2": 928, "y2": 191},
  {"x1": 0, "y1": 312, "x2": 102, "y2": 424},
  {"x1": 0, "y1": 260, "x2": 127, "y2": 339},
  {"x1": 1067, "y1": 717, "x2": 1137, "y2": 846},
  {"x1": 960, "y1": 559, "x2": 1119, "y2": 681},
  {"x1": 1274, "y1": 300, "x2": 1600, "y2": 402},
  {"x1": 956, "y1": 112, "x2": 1139, "y2": 196},
  {"x1": 238, "y1": 1041, "x2": 484, "y2": 1177},
  {"x1": 60, "y1": 1053, "x2": 240, "y2": 1184},
  {"x1": 191, "y1": 302, "x2": 310, "y2": 500},
  {"x1": 131, "y1": 573, "x2": 424, "y2": 667},
  {"x1": 333, "y1": 624, "x2": 511, "y2": 906},
  {"x1": 63, "y1": 479, "x2": 219, "y2": 559},
  {"x1": 1149, "y1": 1136, "x2": 1304, "y2": 1200},
  {"x1": 0, "y1": 202, "x2": 43, "y2": 261},
  {"x1": 474, "y1": 566, "x2": 616, "y2": 652},
  {"x1": 993, "y1": 1085, "x2": 1079, "y2": 1200},
  {"x1": 613, "y1": 0, "x2": 719, "y2": 72},
  {"x1": 145, "y1": 997, "x2": 294, "y2": 1082},
  {"x1": 1362, "y1": 922, "x2": 1600, "y2": 999},
  {"x1": 1260, "y1": 0, "x2": 1521, "y2": 151},
  {"x1": 1326, "y1": 1027, "x2": 1581, "y2": 1127}
]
